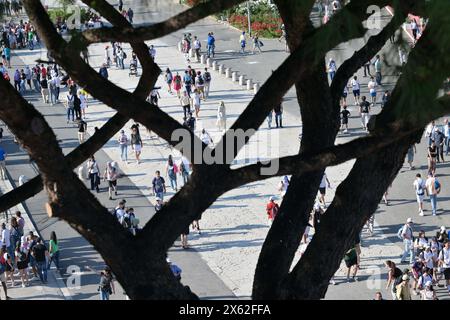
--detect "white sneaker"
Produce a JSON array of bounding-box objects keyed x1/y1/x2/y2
[
  {"x1": 419, "y1": 211, "x2": 424, "y2": 216},
  {"x1": 22, "y1": 283, "x2": 26, "y2": 288}
]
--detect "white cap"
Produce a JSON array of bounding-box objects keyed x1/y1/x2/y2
[
  {"x1": 425, "y1": 280, "x2": 432, "y2": 287},
  {"x1": 407, "y1": 217, "x2": 413, "y2": 223},
  {"x1": 269, "y1": 196, "x2": 275, "y2": 201},
  {"x1": 166, "y1": 258, "x2": 171, "y2": 263},
  {"x1": 441, "y1": 226, "x2": 446, "y2": 231}
]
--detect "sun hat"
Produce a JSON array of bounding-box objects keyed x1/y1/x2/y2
[{"x1": 402, "y1": 274, "x2": 409, "y2": 281}]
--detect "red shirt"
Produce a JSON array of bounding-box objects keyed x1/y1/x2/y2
[{"x1": 266, "y1": 201, "x2": 279, "y2": 220}]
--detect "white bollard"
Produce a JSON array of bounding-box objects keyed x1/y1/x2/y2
[
  {"x1": 239, "y1": 75, "x2": 244, "y2": 86},
  {"x1": 225, "y1": 68, "x2": 231, "y2": 78},
  {"x1": 254, "y1": 83, "x2": 259, "y2": 94},
  {"x1": 189, "y1": 48, "x2": 194, "y2": 58},
  {"x1": 207, "y1": 58, "x2": 212, "y2": 67},
  {"x1": 200, "y1": 55, "x2": 206, "y2": 64},
  {"x1": 247, "y1": 79, "x2": 252, "y2": 90},
  {"x1": 232, "y1": 71, "x2": 237, "y2": 82},
  {"x1": 178, "y1": 42, "x2": 182, "y2": 52},
  {"x1": 212, "y1": 61, "x2": 218, "y2": 70},
  {"x1": 218, "y1": 64, "x2": 224, "y2": 74}
]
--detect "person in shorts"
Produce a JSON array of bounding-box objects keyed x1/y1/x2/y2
[{"x1": 438, "y1": 240, "x2": 450, "y2": 294}]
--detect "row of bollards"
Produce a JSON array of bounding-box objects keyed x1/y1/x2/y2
[{"x1": 178, "y1": 42, "x2": 259, "y2": 94}]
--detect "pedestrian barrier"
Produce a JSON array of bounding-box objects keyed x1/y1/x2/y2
[
  {"x1": 189, "y1": 48, "x2": 195, "y2": 58},
  {"x1": 254, "y1": 83, "x2": 259, "y2": 94},
  {"x1": 239, "y1": 75, "x2": 244, "y2": 86},
  {"x1": 232, "y1": 71, "x2": 237, "y2": 82},
  {"x1": 212, "y1": 61, "x2": 218, "y2": 70},
  {"x1": 218, "y1": 64, "x2": 224, "y2": 74},
  {"x1": 225, "y1": 68, "x2": 231, "y2": 78},
  {"x1": 246, "y1": 79, "x2": 252, "y2": 90},
  {"x1": 200, "y1": 55, "x2": 206, "y2": 64},
  {"x1": 206, "y1": 58, "x2": 212, "y2": 67},
  {"x1": 177, "y1": 42, "x2": 182, "y2": 52}
]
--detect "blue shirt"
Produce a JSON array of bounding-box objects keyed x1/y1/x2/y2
[
  {"x1": 0, "y1": 148, "x2": 5, "y2": 161},
  {"x1": 207, "y1": 35, "x2": 215, "y2": 46}
]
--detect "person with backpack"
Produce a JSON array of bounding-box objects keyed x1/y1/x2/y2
[
  {"x1": 183, "y1": 70, "x2": 192, "y2": 98},
  {"x1": 87, "y1": 265, "x2": 115, "y2": 300},
  {"x1": 203, "y1": 68, "x2": 212, "y2": 99},
  {"x1": 344, "y1": 246, "x2": 359, "y2": 282},
  {"x1": 425, "y1": 173, "x2": 440, "y2": 216},
  {"x1": 87, "y1": 155, "x2": 100, "y2": 193},
  {"x1": 396, "y1": 274, "x2": 412, "y2": 300},
  {"x1": 165, "y1": 155, "x2": 178, "y2": 192},
  {"x1": 164, "y1": 68, "x2": 173, "y2": 93},
  {"x1": 65, "y1": 92, "x2": 75, "y2": 124},
  {"x1": 385, "y1": 260, "x2": 403, "y2": 300},
  {"x1": 99, "y1": 63, "x2": 109, "y2": 79},
  {"x1": 152, "y1": 170, "x2": 166, "y2": 201},
  {"x1": 104, "y1": 161, "x2": 118, "y2": 200},
  {"x1": 172, "y1": 72, "x2": 182, "y2": 98},
  {"x1": 266, "y1": 196, "x2": 279, "y2": 226},
  {"x1": 195, "y1": 71, "x2": 205, "y2": 100},
  {"x1": 0, "y1": 247, "x2": 11, "y2": 299},
  {"x1": 206, "y1": 32, "x2": 215, "y2": 58},
  {"x1": 413, "y1": 173, "x2": 425, "y2": 216},
  {"x1": 400, "y1": 218, "x2": 414, "y2": 264},
  {"x1": 421, "y1": 281, "x2": 438, "y2": 300}
]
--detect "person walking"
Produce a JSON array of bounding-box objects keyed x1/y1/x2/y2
[
  {"x1": 193, "y1": 36, "x2": 201, "y2": 62},
  {"x1": 434, "y1": 127, "x2": 445, "y2": 163},
  {"x1": 363, "y1": 59, "x2": 372, "y2": 77},
  {"x1": 164, "y1": 68, "x2": 173, "y2": 93},
  {"x1": 368, "y1": 76, "x2": 377, "y2": 104},
  {"x1": 87, "y1": 156, "x2": 100, "y2": 193},
  {"x1": 40, "y1": 73, "x2": 49, "y2": 103},
  {"x1": 178, "y1": 153, "x2": 191, "y2": 186},
  {"x1": 407, "y1": 144, "x2": 416, "y2": 169},
  {"x1": 118, "y1": 130, "x2": 128, "y2": 163},
  {"x1": 216, "y1": 101, "x2": 226, "y2": 132},
  {"x1": 152, "y1": 171, "x2": 166, "y2": 201},
  {"x1": 130, "y1": 125, "x2": 143, "y2": 164},
  {"x1": 385, "y1": 260, "x2": 403, "y2": 300},
  {"x1": 267, "y1": 109, "x2": 273, "y2": 129},
  {"x1": 77, "y1": 118, "x2": 87, "y2": 144},
  {"x1": 318, "y1": 172, "x2": 331, "y2": 207},
  {"x1": 239, "y1": 31, "x2": 246, "y2": 54},
  {"x1": 183, "y1": 70, "x2": 192, "y2": 98},
  {"x1": 65, "y1": 91, "x2": 75, "y2": 123},
  {"x1": 87, "y1": 266, "x2": 115, "y2": 300},
  {"x1": 48, "y1": 231, "x2": 60, "y2": 270},
  {"x1": 438, "y1": 240, "x2": 450, "y2": 295},
  {"x1": 327, "y1": 58, "x2": 337, "y2": 81},
  {"x1": 350, "y1": 76, "x2": 361, "y2": 106},
  {"x1": 179, "y1": 90, "x2": 191, "y2": 119},
  {"x1": 0, "y1": 145, "x2": 7, "y2": 180},
  {"x1": 400, "y1": 217, "x2": 414, "y2": 264},
  {"x1": 427, "y1": 141, "x2": 438, "y2": 175},
  {"x1": 274, "y1": 103, "x2": 283, "y2": 128},
  {"x1": 266, "y1": 196, "x2": 279, "y2": 226},
  {"x1": 15, "y1": 239, "x2": 29, "y2": 288},
  {"x1": 104, "y1": 162, "x2": 118, "y2": 200},
  {"x1": 172, "y1": 72, "x2": 182, "y2": 98},
  {"x1": 252, "y1": 33, "x2": 263, "y2": 54},
  {"x1": 425, "y1": 173, "x2": 440, "y2": 216},
  {"x1": 203, "y1": 68, "x2": 212, "y2": 99},
  {"x1": 425, "y1": 120, "x2": 436, "y2": 146},
  {"x1": 193, "y1": 89, "x2": 201, "y2": 118},
  {"x1": 413, "y1": 173, "x2": 425, "y2": 216},
  {"x1": 396, "y1": 274, "x2": 412, "y2": 300},
  {"x1": 340, "y1": 104, "x2": 350, "y2": 133},
  {"x1": 79, "y1": 90, "x2": 88, "y2": 119},
  {"x1": 165, "y1": 155, "x2": 178, "y2": 192},
  {"x1": 373, "y1": 55, "x2": 382, "y2": 85},
  {"x1": 31, "y1": 237, "x2": 50, "y2": 284},
  {"x1": 127, "y1": 7, "x2": 134, "y2": 24},
  {"x1": 344, "y1": 246, "x2": 359, "y2": 282},
  {"x1": 206, "y1": 32, "x2": 215, "y2": 58},
  {"x1": 359, "y1": 96, "x2": 371, "y2": 132}
]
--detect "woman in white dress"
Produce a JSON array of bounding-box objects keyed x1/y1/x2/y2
[
  {"x1": 216, "y1": 101, "x2": 226, "y2": 132},
  {"x1": 79, "y1": 90, "x2": 88, "y2": 119}
]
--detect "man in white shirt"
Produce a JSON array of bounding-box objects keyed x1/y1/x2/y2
[
  {"x1": 178, "y1": 154, "x2": 192, "y2": 185},
  {"x1": 425, "y1": 173, "x2": 440, "y2": 216},
  {"x1": 425, "y1": 120, "x2": 436, "y2": 146},
  {"x1": 193, "y1": 36, "x2": 201, "y2": 62},
  {"x1": 438, "y1": 241, "x2": 450, "y2": 294},
  {"x1": 350, "y1": 76, "x2": 361, "y2": 105},
  {"x1": 114, "y1": 200, "x2": 126, "y2": 221},
  {"x1": 1, "y1": 222, "x2": 13, "y2": 261},
  {"x1": 200, "y1": 129, "x2": 213, "y2": 146},
  {"x1": 400, "y1": 218, "x2": 414, "y2": 264},
  {"x1": 413, "y1": 173, "x2": 425, "y2": 216},
  {"x1": 444, "y1": 118, "x2": 450, "y2": 156}
]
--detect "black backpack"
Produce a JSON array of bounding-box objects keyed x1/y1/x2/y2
[
  {"x1": 204, "y1": 72, "x2": 211, "y2": 82},
  {"x1": 197, "y1": 76, "x2": 204, "y2": 85},
  {"x1": 392, "y1": 268, "x2": 403, "y2": 293}
]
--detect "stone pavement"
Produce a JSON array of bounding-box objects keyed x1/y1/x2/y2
[{"x1": 1, "y1": 0, "x2": 448, "y2": 300}]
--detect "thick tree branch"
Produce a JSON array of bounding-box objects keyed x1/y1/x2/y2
[{"x1": 77, "y1": 0, "x2": 245, "y2": 46}]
